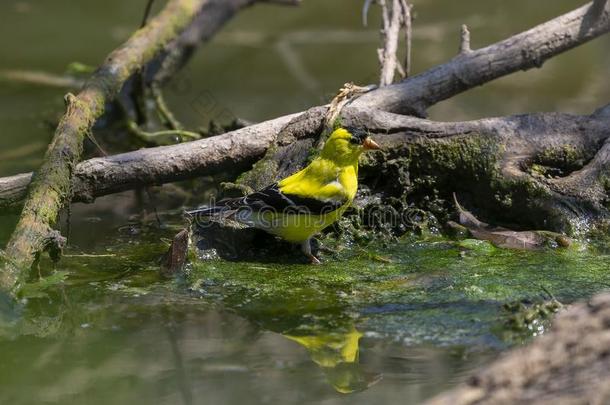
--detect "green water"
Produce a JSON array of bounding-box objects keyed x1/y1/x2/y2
[{"x1": 1, "y1": 0, "x2": 609, "y2": 404}]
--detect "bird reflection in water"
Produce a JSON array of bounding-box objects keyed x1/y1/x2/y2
[{"x1": 285, "y1": 326, "x2": 381, "y2": 393}]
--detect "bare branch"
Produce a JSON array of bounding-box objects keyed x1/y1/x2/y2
[
  {"x1": 378, "y1": 0, "x2": 402, "y2": 86},
  {"x1": 399, "y1": 0, "x2": 412, "y2": 76},
  {"x1": 1, "y1": 105, "x2": 609, "y2": 217}
]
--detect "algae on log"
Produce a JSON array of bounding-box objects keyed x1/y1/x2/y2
[{"x1": 1, "y1": 0, "x2": 208, "y2": 293}]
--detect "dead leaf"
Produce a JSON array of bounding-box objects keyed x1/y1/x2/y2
[
  {"x1": 160, "y1": 228, "x2": 190, "y2": 277},
  {"x1": 452, "y1": 193, "x2": 571, "y2": 250}
]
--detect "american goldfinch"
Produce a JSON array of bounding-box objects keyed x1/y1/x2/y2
[{"x1": 188, "y1": 127, "x2": 380, "y2": 263}]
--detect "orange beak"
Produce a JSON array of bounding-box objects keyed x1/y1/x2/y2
[{"x1": 362, "y1": 137, "x2": 380, "y2": 150}]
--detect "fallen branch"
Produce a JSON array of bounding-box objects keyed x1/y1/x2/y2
[
  {"x1": 233, "y1": 0, "x2": 610, "y2": 190},
  {"x1": 1, "y1": 0, "x2": 209, "y2": 293}
]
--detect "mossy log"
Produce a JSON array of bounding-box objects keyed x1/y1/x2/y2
[
  {"x1": 1, "y1": 0, "x2": 209, "y2": 293},
  {"x1": 232, "y1": 104, "x2": 610, "y2": 236}
]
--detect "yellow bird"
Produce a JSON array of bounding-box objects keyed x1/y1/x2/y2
[{"x1": 188, "y1": 127, "x2": 380, "y2": 263}]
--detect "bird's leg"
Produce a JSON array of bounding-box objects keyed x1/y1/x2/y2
[
  {"x1": 301, "y1": 239, "x2": 321, "y2": 265},
  {"x1": 314, "y1": 239, "x2": 334, "y2": 255}
]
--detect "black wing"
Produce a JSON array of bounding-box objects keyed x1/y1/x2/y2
[
  {"x1": 242, "y1": 183, "x2": 345, "y2": 215},
  {"x1": 187, "y1": 183, "x2": 346, "y2": 217}
]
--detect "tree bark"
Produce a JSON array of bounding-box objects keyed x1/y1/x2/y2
[
  {"x1": 1, "y1": 0, "x2": 209, "y2": 293},
  {"x1": 0, "y1": 174, "x2": 32, "y2": 214}
]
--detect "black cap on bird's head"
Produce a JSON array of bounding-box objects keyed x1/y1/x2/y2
[
  {"x1": 345, "y1": 126, "x2": 380, "y2": 150},
  {"x1": 321, "y1": 126, "x2": 381, "y2": 162}
]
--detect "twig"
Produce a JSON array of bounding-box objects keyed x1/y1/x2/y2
[
  {"x1": 376, "y1": 0, "x2": 412, "y2": 85},
  {"x1": 362, "y1": 0, "x2": 374, "y2": 27},
  {"x1": 0, "y1": 70, "x2": 83, "y2": 89},
  {"x1": 140, "y1": 0, "x2": 156, "y2": 28},
  {"x1": 319, "y1": 82, "x2": 376, "y2": 147},
  {"x1": 151, "y1": 83, "x2": 183, "y2": 130},
  {"x1": 126, "y1": 121, "x2": 201, "y2": 145},
  {"x1": 130, "y1": 0, "x2": 158, "y2": 130},
  {"x1": 1, "y1": 0, "x2": 208, "y2": 295},
  {"x1": 400, "y1": 0, "x2": 412, "y2": 77},
  {"x1": 459, "y1": 24, "x2": 472, "y2": 54}
]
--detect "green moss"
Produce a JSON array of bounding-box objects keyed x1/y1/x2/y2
[
  {"x1": 501, "y1": 296, "x2": 562, "y2": 343},
  {"x1": 536, "y1": 144, "x2": 587, "y2": 171},
  {"x1": 183, "y1": 234, "x2": 610, "y2": 345},
  {"x1": 356, "y1": 132, "x2": 587, "y2": 236},
  {"x1": 233, "y1": 143, "x2": 279, "y2": 190}
]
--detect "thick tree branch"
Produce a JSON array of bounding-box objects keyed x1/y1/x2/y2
[
  {"x1": 1, "y1": 0, "x2": 209, "y2": 293},
  {"x1": 354, "y1": 0, "x2": 610, "y2": 115},
  {"x1": 0, "y1": 174, "x2": 32, "y2": 214}
]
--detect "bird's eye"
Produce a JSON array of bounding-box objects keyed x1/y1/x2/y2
[{"x1": 347, "y1": 128, "x2": 368, "y2": 145}]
